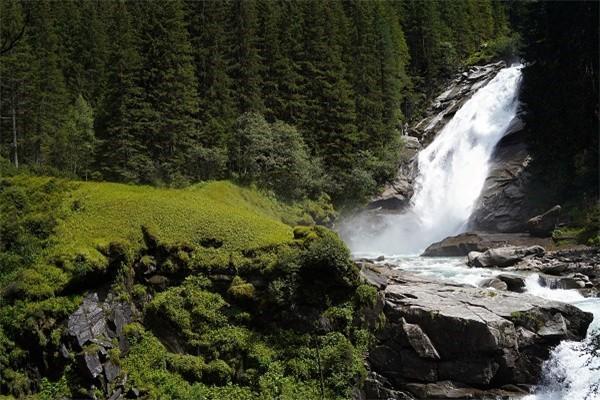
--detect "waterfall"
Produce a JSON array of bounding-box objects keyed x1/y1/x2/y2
[{"x1": 341, "y1": 64, "x2": 523, "y2": 256}]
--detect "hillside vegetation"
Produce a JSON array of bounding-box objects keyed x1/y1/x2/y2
[{"x1": 0, "y1": 176, "x2": 374, "y2": 399}]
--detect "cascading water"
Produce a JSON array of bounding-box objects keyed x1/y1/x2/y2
[
  {"x1": 341, "y1": 64, "x2": 523, "y2": 256},
  {"x1": 339, "y1": 63, "x2": 600, "y2": 399}
]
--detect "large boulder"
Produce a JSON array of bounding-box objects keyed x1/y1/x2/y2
[
  {"x1": 468, "y1": 245, "x2": 545, "y2": 268},
  {"x1": 527, "y1": 205, "x2": 561, "y2": 237},
  {"x1": 495, "y1": 274, "x2": 527, "y2": 293},
  {"x1": 422, "y1": 232, "x2": 552, "y2": 257},
  {"x1": 362, "y1": 265, "x2": 592, "y2": 397},
  {"x1": 478, "y1": 277, "x2": 508, "y2": 291},
  {"x1": 422, "y1": 233, "x2": 490, "y2": 257}
]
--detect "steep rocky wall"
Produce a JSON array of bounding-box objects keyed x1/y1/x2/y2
[{"x1": 370, "y1": 61, "x2": 539, "y2": 234}]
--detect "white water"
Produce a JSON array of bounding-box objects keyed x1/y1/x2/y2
[
  {"x1": 341, "y1": 64, "x2": 523, "y2": 255},
  {"x1": 340, "y1": 64, "x2": 600, "y2": 398}
]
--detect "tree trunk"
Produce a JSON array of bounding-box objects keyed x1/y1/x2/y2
[{"x1": 12, "y1": 93, "x2": 18, "y2": 169}]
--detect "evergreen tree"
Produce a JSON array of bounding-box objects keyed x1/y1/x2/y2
[
  {"x1": 135, "y1": 0, "x2": 200, "y2": 183},
  {"x1": 96, "y1": 0, "x2": 148, "y2": 182},
  {"x1": 186, "y1": 0, "x2": 235, "y2": 150},
  {"x1": 228, "y1": 0, "x2": 264, "y2": 114},
  {"x1": 25, "y1": 1, "x2": 70, "y2": 166},
  {"x1": 50, "y1": 95, "x2": 95, "y2": 178}
]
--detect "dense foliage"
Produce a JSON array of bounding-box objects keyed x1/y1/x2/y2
[
  {"x1": 0, "y1": 176, "x2": 371, "y2": 398},
  {"x1": 510, "y1": 1, "x2": 599, "y2": 206},
  {"x1": 0, "y1": 0, "x2": 510, "y2": 203}
]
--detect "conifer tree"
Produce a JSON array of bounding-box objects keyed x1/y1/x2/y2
[
  {"x1": 135, "y1": 0, "x2": 200, "y2": 182},
  {"x1": 96, "y1": 1, "x2": 148, "y2": 182},
  {"x1": 186, "y1": 0, "x2": 235, "y2": 150},
  {"x1": 26, "y1": 1, "x2": 70, "y2": 166},
  {"x1": 228, "y1": 0, "x2": 264, "y2": 114}
]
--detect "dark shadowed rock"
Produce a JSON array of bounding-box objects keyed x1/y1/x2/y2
[
  {"x1": 496, "y1": 274, "x2": 526, "y2": 292},
  {"x1": 422, "y1": 233, "x2": 489, "y2": 256},
  {"x1": 527, "y1": 205, "x2": 561, "y2": 237},
  {"x1": 468, "y1": 245, "x2": 545, "y2": 268},
  {"x1": 360, "y1": 371, "x2": 415, "y2": 400},
  {"x1": 67, "y1": 293, "x2": 134, "y2": 394},
  {"x1": 468, "y1": 124, "x2": 536, "y2": 233}
]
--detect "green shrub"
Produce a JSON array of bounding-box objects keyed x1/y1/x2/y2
[
  {"x1": 228, "y1": 276, "x2": 256, "y2": 301},
  {"x1": 167, "y1": 353, "x2": 206, "y2": 382}
]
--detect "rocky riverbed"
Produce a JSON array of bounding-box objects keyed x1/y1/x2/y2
[{"x1": 355, "y1": 260, "x2": 595, "y2": 400}]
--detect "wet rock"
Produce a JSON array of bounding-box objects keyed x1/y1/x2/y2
[
  {"x1": 496, "y1": 274, "x2": 526, "y2": 293},
  {"x1": 527, "y1": 205, "x2": 561, "y2": 237},
  {"x1": 413, "y1": 62, "x2": 506, "y2": 145},
  {"x1": 478, "y1": 277, "x2": 508, "y2": 291},
  {"x1": 363, "y1": 266, "x2": 592, "y2": 393},
  {"x1": 468, "y1": 245, "x2": 545, "y2": 268},
  {"x1": 468, "y1": 122, "x2": 536, "y2": 233},
  {"x1": 513, "y1": 248, "x2": 600, "y2": 293},
  {"x1": 369, "y1": 62, "x2": 506, "y2": 212},
  {"x1": 422, "y1": 232, "x2": 552, "y2": 257},
  {"x1": 422, "y1": 233, "x2": 489, "y2": 256}
]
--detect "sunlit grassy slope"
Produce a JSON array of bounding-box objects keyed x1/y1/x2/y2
[{"x1": 52, "y1": 180, "x2": 294, "y2": 264}]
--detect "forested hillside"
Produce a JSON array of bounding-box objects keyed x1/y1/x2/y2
[{"x1": 0, "y1": 0, "x2": 511, "y2": 203}]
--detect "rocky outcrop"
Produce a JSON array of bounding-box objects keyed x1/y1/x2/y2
[
  {"x1": 422, "y1": 231, "x2": 553, "y2": 257},
  {"x1": 527, "y1": 205, "x2": 562, "y2": 237},
  {"x1": 368, "y1": 136, "x2": 421, "y2": 211},
  {"x1": 66, "y1": 293, "x2": 136, "y2": 398},
  {"x1": 467, "y1": 121, "x2": 536, "y2": 233},
  {"x1": 368, "y1": 62, "x2": 506, "y2": 212},
  {"x1": 511, "y1": 247, "x2": 600, "y2": 295},
  {"x1": 411, "y1": 62, "x2": 507, "y2": 145},
  {"x1": 361, "y1": 264, "x2": 593, "y2": 399},
  {"x1": 495, "y1": 274, "x2": 526, "y2": 293},
  {"x1": 467, "y1": 245, "x2": 545, "y2": 268}
]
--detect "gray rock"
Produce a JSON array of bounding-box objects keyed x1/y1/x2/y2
[
  {"x1": 423, "y1": 232, "x2": 552, "y2": 257},
  {"x1": 496, "y1": 274, "x2": 526, "y2": 293},
  {"x1": 108, "y1": 388, "x2": 123, "y2": 400},
  {"x1": 478, "y1": 277, "x2": 508, "y2": 291},
  {"x1": 468, "y1": 245, "x2": 545, "y2": 268},
  {"x1": 104, "y1": 360, "x2": 120, "y2": 382},
  {"x1": 404, "y1": 380, "x2": 529, "y2": 400},
  {"x1": 68, "y1": 293, "x2": 108, "y2": 348},
  {"x1": 468, "y1": 123, "x2": 537, "y2": 233},
  {"x1": 527, "y1": 205, "x2": 562, "y2": 237},
  {"x1": 361, "y1": 371, "x2": 415, "y2": 400},
  {"x1": 422, "y1": 233, "x2": 489, "y2": 257},
  {"x1": 84, "y1": 352, "x2": 103, "y2": 378},
  {"x1": 401, "y1": 318, "x2": 440, "y2": 360},
  {"x1": 364, "y1": 266, "x2": 592, "y2": 391}
]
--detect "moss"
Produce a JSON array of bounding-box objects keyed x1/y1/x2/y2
[
  {"x1": 228, "y1": 277, "x2": 256, "y2": 301},
  {"x1": 167, "y1": 353, "x2": 206, "y2": 382}
]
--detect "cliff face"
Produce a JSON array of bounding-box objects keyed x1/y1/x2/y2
[
  {"x1": 371, "y1": 61, "x2": 539, "y2": 234},
  {"x1": 467, "y1": 116, "x2": 535, "y2": 232}
]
